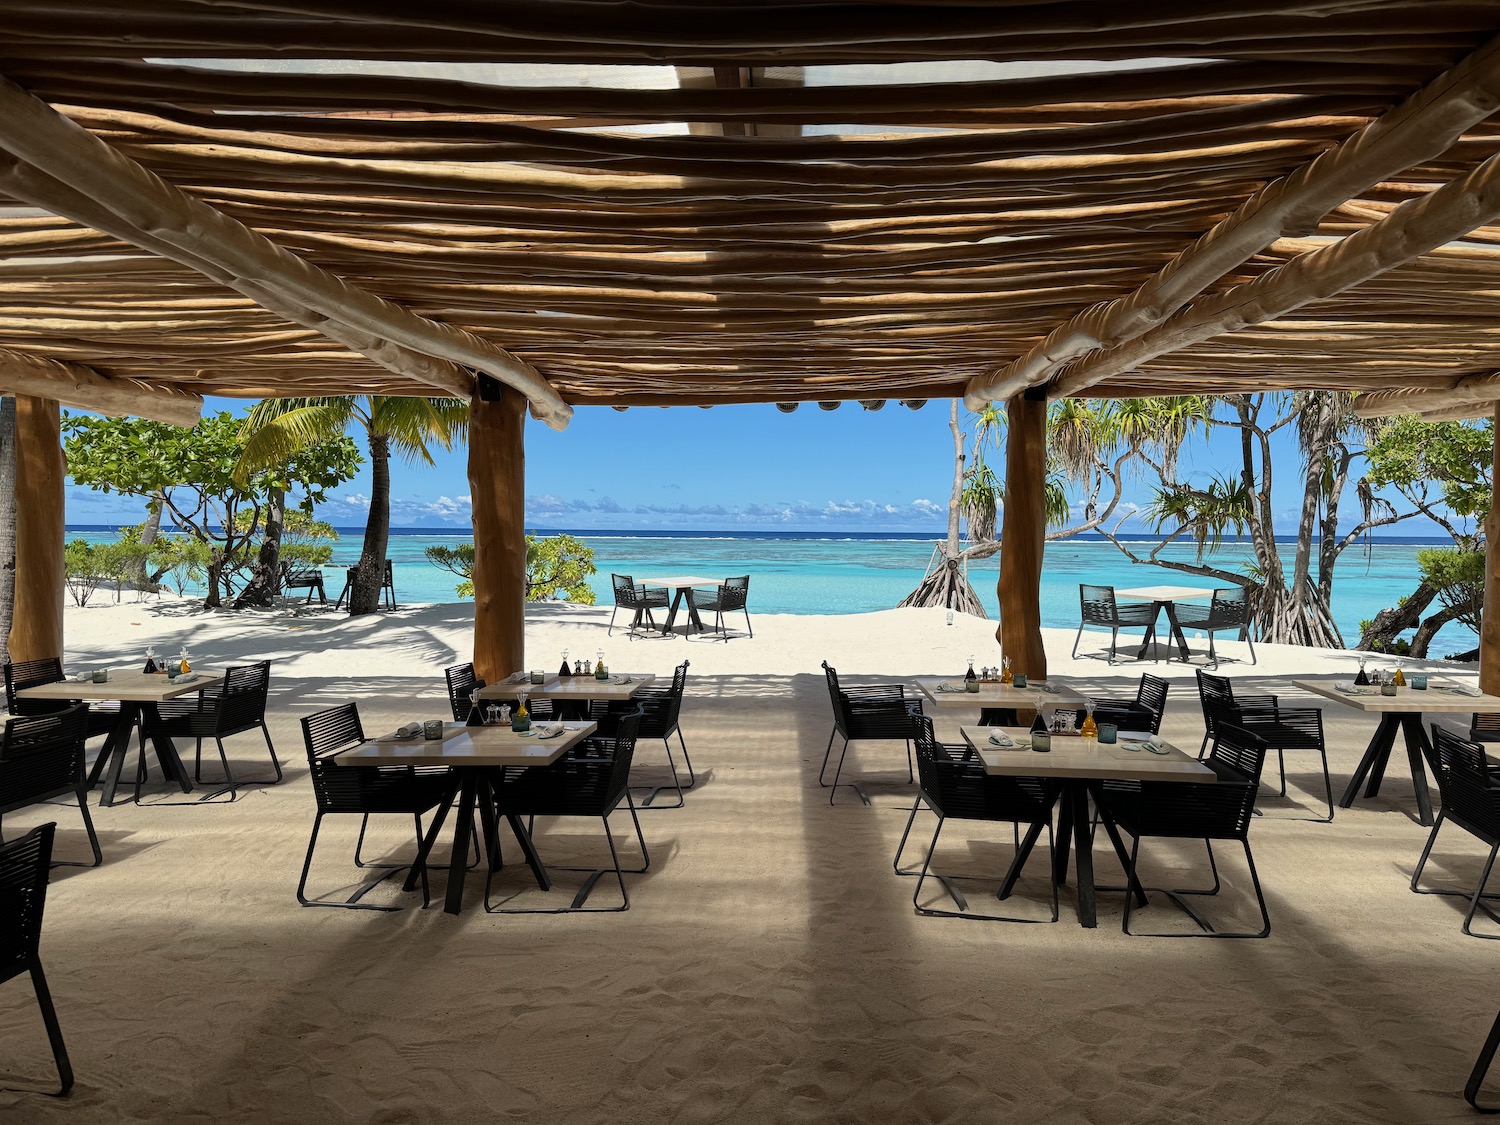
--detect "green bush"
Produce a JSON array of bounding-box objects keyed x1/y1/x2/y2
[{"x1": 425, "y1": 534, "x2": 597, "y2": 603}]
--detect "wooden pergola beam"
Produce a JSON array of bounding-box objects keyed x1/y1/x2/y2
[
  {"x1": 1048, "y1": 152, "x2": 1500, "y2": 399},
  {"x1": 0, "y1": 346, "x2": 201, "y2": 426},
  {"x1": 1353, "y1": 373, "x2": 1500, "y2": 418},
  {"x1": 964, "y1": 32, "x2": 1500, "y2": 408},
  {"x1": 0, "y1": 73, "x2": 572, "y2": 430}
]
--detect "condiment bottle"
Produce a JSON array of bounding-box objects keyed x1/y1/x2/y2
[
  {"x1": 177, "y1": 647, "x2": 191, "y2": 675},
  {"x1": 143, "y1": 646, "x2": 158, "y2": 674},
  {"x1": 964, "y1": 658, "x2": 978, "y2": 692},
  {"x1": 1030, "y1": 708, "x2": 1051, "y2": 753},
  {"x1": 1392, "y1": 666, "x2": 1406, "y2": 687},
  {"x1": 1001, "y1": 656, "x2": 1014, "y2": 685},
  {"x1": 510, "y1": 698, "x2": 530, "y2": 732}
]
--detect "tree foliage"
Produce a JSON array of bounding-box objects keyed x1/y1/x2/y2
[
  {"x1": 63, "y1": 411, "x2": 360, "y2": 608},
  {"x1": 425, "y1": 534, "x2": 597, "y2": 603}
]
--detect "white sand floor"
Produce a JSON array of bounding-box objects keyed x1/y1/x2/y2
[{"x1": 0, "y1": 597, "x2": 1494, "y2": 1122}]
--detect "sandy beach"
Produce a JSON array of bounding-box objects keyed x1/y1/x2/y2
[{"x1": 0, "y1": 593, "x2": 1494, "y2": 1122}]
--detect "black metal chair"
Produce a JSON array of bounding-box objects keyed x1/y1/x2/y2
[
  {"x1": 0, "y1": 704, "x2": 100, "y2": 869},
  {"x1": 334, "y1": 559, "x2": 396, "y2": 611},
  {"x1": 1411, "y1": 726, "x2": 1500, "y2": 939},
  {"x1": 1197, "y1": 669, "x2": 1332, "y2": 822},
  {"x1": 896, "y1": 715, "x2": 1058, "y2": 922},
  {"x1": 279, "y1": 562, "x2": 326, "y2": 604},
  {"x1": 1467, "y1": 1008, "x2": 1500, "y2": 1112},
  {"x1": 820, "y1": 661, "x2": 922, "y2": 805},
  {"x1": 1101, "y1": 722, "x2": 1271, "y2": 938},
  {"x1": 697, "y1": 576, "x2": 752, "y2": 640},
  {"x1": 149, "y1": 661, "x2": 280, "y2": 803},
  {"x1": 618, "y1": 660, "x2": 693, "y2": 808},
  {"x1": 1471, "y1": 713, "x2": 1500, "y2": 744},
  {"x1": 296, "y1": 702, "x2": 452, "y2": 910},
  {"x1": 1089, "y1": 673, "x2": 1170, "y2": 735},
  {"x1": 1173, "y1": 586, "x2": 1256, "y2": 669},
  {"x1": 484, "y1": 708, "x2": 650, "y2": 913},
  {"x1": 608, "y1": 573, "x2": 668, "y2": 637},
  {"x1": 444, "y1": 662, "x2": 485, "y2": 722},
  {"x1": 4, "y1": 658, "x2": 121, "y2": 742},
  {"x1": 0, "y1": 823, "x2": 72, "y2": 1095},
  {"x1": 1072, "y1": 584, "x2": 1157, "y2": 664}
]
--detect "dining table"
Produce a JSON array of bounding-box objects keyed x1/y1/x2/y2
[
  {"x1": 336, "y1": 719, "x2": 596, "y2": 915},
  {"x1": 18, "y1": 668, "x2": 221, "y2": 807},
  {"x1": 1114, "y1": 585, "x2": 1215, "y2": 661},
  {"x1": 637, "y1": 575, "x2": 723, "y2": 635},
  {"x1": 479, "y1": 672, "x2": 656, "y2": 722},
  {"x1": 961, "y1": 725, "x2": 1214, "y2": 928},
  {"x1": 913, "y1": 675, "x2": 1088, "y2": 726},
  {"x1": 1294, "y1": 677, "x2": 1500, "y2": 826}
]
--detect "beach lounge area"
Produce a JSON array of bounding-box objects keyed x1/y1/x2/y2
[{"x1": 0, "y1": 599, "x2": 1494, "y2": 1122}]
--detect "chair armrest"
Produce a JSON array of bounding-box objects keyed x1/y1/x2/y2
[{"x1": 1230, "y1": 693, "x2": 1280, "y2": 714}]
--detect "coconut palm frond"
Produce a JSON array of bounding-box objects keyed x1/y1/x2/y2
[
  {"x1": 237, "y1": 399, "x2": 357, "y2": 481},
  {"x1": 1045, "y1": 474, "x2": 1072, "y2": 528},
  {"x1": 372, "y1": 396, "x2": 470, "y2": 465}
]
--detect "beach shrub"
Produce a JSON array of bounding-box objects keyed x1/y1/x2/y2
[
  {"x1": 424, "y1": 534, "x2": 597, "y2": 603},
  {"x1": 63, "y1": 538, "x2": 134, "y2": 606},
  {"x1": 149, "y1": 535, "x2": 212, "y2": 595}
]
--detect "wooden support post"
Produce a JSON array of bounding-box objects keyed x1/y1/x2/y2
[
  {"x1": 11, "y1": 395, "x2": 63, "y2": 662},
  {"x1": 468, "y1": 382, "x2": 526, "y2": 684},
  {"x1": 998, "y1": 395, "x2": 1047, "y2": 679},
  {"x1": 1483, "y1": 404, "x2": 1500, "y2": 696}
]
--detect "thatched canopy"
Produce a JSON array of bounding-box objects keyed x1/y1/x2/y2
[{"x1": 1, "y1": 3, "x2": 1500, "y2": 423}]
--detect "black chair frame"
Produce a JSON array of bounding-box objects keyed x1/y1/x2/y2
[
  {"x1": 334, "y1": 559, "x2": 396, "y2": 611},
  {"x1": 608, "y1": 573, "x2": 669, "y2": 638},
  {"x1": 1072, "y1": 584, "x2": 1157, "y2": 664},
  {"x1": 1105, "y1": 723, "x2": 1271, "y2": 939},
  {"x1": 1090, "y1": 673, "x2": 1170, "y2": 736},
  {"x1": 279, "y1": 562, "x2": 327, "y2": 604},
  {"x1": 697, "y1": 576, "x2": 752, "y2": 640},
  {"x1": 1173, "y1": 586, "x2": 1256, "y2": 669},
  {"x1": 820, "y1": 661, "x2": 920, "y2": 805},
  {"x1": 1197, "y1": 669, "x2": 1332, "y2": 822},
  {"x1": 1410, "y1": 725, "x2": 1500, "y2": 939},
  {"x1": 483, "y1": 709, "x2": 650, "y2": 914},
  {"x1": 0, "y1": 823, "x2": 72, "y2": 1095},
  {"x1": 619, "y1": 660, "x2": 694, "y2": 809},
  {"x1": 0, "y1": 705, "x2": 101, "y2": 870},
  {"x1": 297, "y1": 703, "x2": 451, "y2": 911},
  {"x1": 145, "y1": 662, "x2": 281, "y2": 804}
]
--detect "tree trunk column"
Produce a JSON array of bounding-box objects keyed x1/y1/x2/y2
[
  {"x1": 469, "y1": 385, "x2": 526, "y2": 683},
  {"x1": 11, "y1": 395, "x2": 63, "y2": 662},
  {"x1": 1482, "y1": 404, "x2": 1500, "y2": 695},
  {"x1": 998, "y1": 395, "x2": 1047, "y2": 679}
]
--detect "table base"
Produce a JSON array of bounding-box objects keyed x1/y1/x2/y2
[
  {"x1": 1339, "y1": 712, "x2": 1435, "y2": 825},
  {"x1": 85, "y1": 702, "x2": 193, "y2": 807},
  {"x1": 661, "y1": 588, "x2": 704, "y2": 635}
]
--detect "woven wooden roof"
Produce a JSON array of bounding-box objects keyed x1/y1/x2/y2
[{"x1": 3, "y1": 2, "x2": 1500, "y2": 424}]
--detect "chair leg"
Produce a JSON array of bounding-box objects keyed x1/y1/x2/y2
[
  {"x1": 1071, "y1": 623, "x2": 1085, "y2": 659},
  {"x1": 214, "y1": 737, "x2": 238, "y2": 802},
  {"x1": 912, "y1": 816, "x2": 945, "y2": 912},
  {"x1": 818, "y1": 727, "x2": 839, "y2": 787},
  {"x1": 75, "y1": 783, "x2": 102, "y2": 868},
  {"x1": 299, "y1": 812, "x2": 404, "y2": 911},
  {"x1": 674, "y1": 728, "x2": 696, "y2": 789},
  {"x1": 1242, "y1": 839, "x2": 1272, "y2": 938},
  {"x1": 905, "y1": 739, "x2": 914, "y2": 784},
  {"x1": 1245, "y1": 631, "x2": 1257, "y2": 666},
  {"x1": 1466, "y1": 1009, "x2": 1500, "y2": 1113},
  {"x1": 608, "y1": 605, "x2": 618, "y2": 636},
  {"x1": 1410, "y1": 813, "x2": 1445, "y2": 891},
  {"x1": 1463, "y1": 844, "x2": 1500, "y2": 939},
  {"x1": 827, "y1": 737, "x2": 852, "y2": 806},
  {"x1": 1108, "y1": 628, "x2": 1119, "y2": 665},
  {"x1": 1122, "y1": 837, "x2": 1143, "y2": 935},
  {"x1": 262, "y1": 722, "x2": 283, "y2": 782},
  {"x1": 894, "y1": 792, "x2": 927, "y2": 873},
  {"x1": 743, "y1": 609, "x2": 753, "y2": 638},
  {"x1": 29, "y1": 962, "x2": 72, "y2": 1096}
]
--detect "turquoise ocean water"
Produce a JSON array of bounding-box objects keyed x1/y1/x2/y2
[{"x1": 65, "y1": 527, "x2": 1477, "y2": 657}]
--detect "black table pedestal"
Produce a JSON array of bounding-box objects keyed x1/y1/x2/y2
[{"x1": 1339, "y1": 712, "x2": 1435, "y2": 825}]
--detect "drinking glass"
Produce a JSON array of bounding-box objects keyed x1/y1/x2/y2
[
  {"x1": 422, "y1": 719, "x2": 444, "y2": 739},
  {"x1": 1412, "y1": 674, "x2": 1429, "y2": 690},
  {"x1": 1097, "y1": 722, "x2": 1117, "y2": 744},
  {"x1": 1013, "y1": 672, "x2": 1028, "y2": 689}
]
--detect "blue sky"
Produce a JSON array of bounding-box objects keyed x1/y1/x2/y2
[{"x1": 62, "y1": 394, "x2": 1408, "y2": 536}]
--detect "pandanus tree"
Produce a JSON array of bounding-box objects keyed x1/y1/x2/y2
[{"x1": 239, "y1": 396, "x2": 467, "y2": 615}]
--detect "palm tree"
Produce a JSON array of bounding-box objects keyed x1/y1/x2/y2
[{"x1": 239, "y1": 397, "x2": 467, "y2": 615}]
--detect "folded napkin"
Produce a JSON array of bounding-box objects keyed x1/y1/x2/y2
[
  {"x1": 395, "y1": 722, "x2": 422, "y2": 739},
  {"x1": 610, "y1": 675, "x2": 634, "y2": 685},
  {"x1": 1449, "y1": 684, "x2": 1483, "y2": 697},
  {"x1": 72, "y1": 672, "x2": 92, "y2": 682},
  {"x1": 1335, "y1": 682, "x2": 1377, "y2": 696},
  {"x1": 532, "y1": 722, "x2": 566, "y2": 739},
  {"x1": 936, "y1": 682, "x2": 967, "y2": 693},
  {"x1": 988, "y1": 732, "x2": 1016, "y2": 747},
  {"x1": 1038, "y1": 684, "x2": 1063, "y2": 694},
  {"x1": 167, "y1": 673, "x2": 198, "y2": 685}
]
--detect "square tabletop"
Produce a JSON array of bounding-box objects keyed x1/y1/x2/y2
[
  {"x1": 960, "y1": 726, "x2": 1214, "y2": 782},
  {"x1": 913, "y1": 676, "x2": 1087, "y2": 710},
  {"x1": 477, "y1": 673, "x2": 655, "y2": 703},
  {"x1": 18, "y1": 668, "x2": 221, "y2": 703},
  {"x1": 335, "y1": 720, "x2": 597, "y2": 768},
  {"x1": 1293, "y1": 678, "x2": 1500, "y2": 715},
  {"x1": 1114, "y1": 585, "x2": 1216, "y2": 602},
  {"x1": 637, "y1": 575, "x2": 723, "y2": 588}
]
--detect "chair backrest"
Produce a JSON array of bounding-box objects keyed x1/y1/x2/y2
[
  {"x1": 4, "y1": 657, "x2": 65, "y2": 716},
  {"x1": 445, "y1": 663, "x2": 484, "y2": 721},
  {"x1": 1079, "y1": 584, "x2": 1119, "y2": 626},
  {"x1": 1471, "y1": 713, "x2": 1500, "y2": 744},
  {"x1": 661, "y1": 660, "x2": 690, "y2": 728},
  {"x1": 214, "y1": 662, "x2": 271, "y2": 734},
  {"x1": 1196, "y1": 669, "x2": 1237, "y2": 733},
  {"x1": 1137, "y1": 674, "x2": 1170, "y2": 732},
  {"x1": 1196, "y1": 722, "x2": 1269, "y2": 837},
  {"x1": 0, "y1": 822, "x2": 55, "y2": 984},
  {"x1": 1433, "y1": 726, "x2": 1500, "y2": 838},
  {"x1": 300, "y1": 702, "x2": 368, "y2": 812},
  {"x1": 1206, "y1": 586, "x2": 1250, "y2": 629},
  {"x1": 611, "y1": 573, "x2": 640, "y2": 609},
  {"x1": 718, "y1": 576, "x2": 749, "y2": 611},
  {"x1": 823, "y1": 661, "x2": 850, "y2": 732},
  {"x1": 0, "y1": 703, "x2": 90, "y2": 808}
]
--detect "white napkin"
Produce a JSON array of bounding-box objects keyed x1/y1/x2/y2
[
  {"x1": 395, "y1": 723, "x2": 422, "y2": 739},
  {"x1": 167, "y1": 673, "x2": 198, "y2": 685},
  {"x1": 72, "y1": 672, "x2": 92, "y2": 682},
  {"x1": 1334, "y1": 681, "x2": 1352, "y2": 693},
  {"x1": 988, "y1": 732, "x2": 1016, "y2": 748},
  {"x1": 1450, "y1": 684, "x2": 1483, "y2": 697},
  {"x1": 533, "y1": 722, "x2": 566, "y2": 739},
  {"x1": 610, "y1": 675, "x2": 634, "y2": 685}
]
